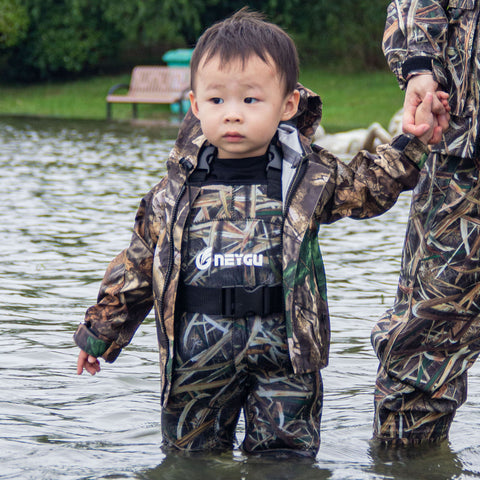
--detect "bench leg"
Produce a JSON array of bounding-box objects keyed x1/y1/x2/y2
[
  {"x1": 132, "y1": 104, "x2": 138, "y2": 119},
  {"x1": 106, "y1": 102, "x2": 112, "y2": 120}
]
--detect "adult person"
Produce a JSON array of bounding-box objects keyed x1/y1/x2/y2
[{"x1": 372, "y1": 1, "x2": 480, "y2": 445}]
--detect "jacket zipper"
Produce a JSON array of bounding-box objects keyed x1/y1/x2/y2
[
  {"x1": 158, "y1": 181, "x2": 186, "y2": 400},
  {"x1": 278, "y1": 154, "x2": 308, "y2": 352},
  {"x1": 158, "y1": 158, "x2": 193, "y2": 402},
  {"x1": 280, "y1": 155, "x2": 309, "y2": 294}
]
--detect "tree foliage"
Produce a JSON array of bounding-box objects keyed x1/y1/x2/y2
[
  {"x1": 0, "y1": 0, "x2": 29, "y2": 49},
  {"x1": 4, "y1": 0, "x2": 123, "y2": 80},
  {"x1": 2, "y1": 0, "x2": 390, "y2": 81},
  {"x1": 299, "y1": 0, "x2": 390, "y2": 69}
]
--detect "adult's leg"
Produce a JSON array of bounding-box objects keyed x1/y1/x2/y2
[
  {"x1": 372, "y1": 361, "x2": 464, "y2": 444},
  {"x1": 372, "y1": 153, "x2": 480, "y2": 444}
]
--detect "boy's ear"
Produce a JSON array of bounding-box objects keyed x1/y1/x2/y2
[
  {"x1": 189, "y1": 91, "x2": 200, "y2": 119},
  {"x1": 281, "y1": 89, "x2": 300, "y2": 121}
]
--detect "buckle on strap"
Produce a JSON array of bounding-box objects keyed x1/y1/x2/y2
[{"x1": 222, "y1": 286, "x2": 275, "y2": 317}]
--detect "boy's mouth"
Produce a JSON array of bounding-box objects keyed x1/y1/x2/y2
[{"x1": 223, "y1": 132, "x2": 244, "y2": 142}]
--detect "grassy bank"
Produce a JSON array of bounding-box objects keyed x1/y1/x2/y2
[
  {"x1": 301, "y1": 69, "x2": 404, "y2": 132},
  {"x1": 0, "y1": 68, "x2": 404, "y2": 132}
]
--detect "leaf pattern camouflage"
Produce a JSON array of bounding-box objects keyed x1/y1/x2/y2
[
  {"x1": 162, "y1": 312, "x2": 322, "y2": 454},
  {"x1": 372, "y1": 153, "x2": 480, "y2": 444},
  {"x1": 383, "y1": 0, "x2": 480, "y2": 157},
  {"x1": 74, "y1": 84, "x2": 428, "y2": 415},
  {"x1": 181, "y1": 184, "x2": 283, "y2": 288},
  {"x1": 374, "y1": 0, "x2": 480, "y2": 444}
]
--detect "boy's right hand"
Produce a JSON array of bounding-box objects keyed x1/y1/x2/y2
[
  {"x1": 414, "y1": 92, "x2": 444, "y2": 145},
  {"x1": 403, "y1": 74, "x2": 450, "y2": 144},
  {"x1": 77, "y1": 349, "x2": 101, "y2": 375}
]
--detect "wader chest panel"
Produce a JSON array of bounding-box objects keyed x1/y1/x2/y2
[{"x1": 181, "y1": 183, "x2": 283, "y2": 289}]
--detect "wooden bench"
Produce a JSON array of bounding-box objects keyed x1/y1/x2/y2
[{"x1": 106, "y1": 66, "x2": 190, "y2": 119}]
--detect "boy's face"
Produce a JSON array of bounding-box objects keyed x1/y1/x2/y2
[{"x1": 189, "y1": 54, "x2": 299, "y2": 159}]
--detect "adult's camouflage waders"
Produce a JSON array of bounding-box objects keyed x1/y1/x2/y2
[
  {"x1": 372, "y1": 153, "x2": 480, "y2": 444},
  {"x1": 161, "y1": 182, "x2": 322, "y2": 454},
  {"x1": 374, "y1": 0, "x2": 480, "y2": 445}
]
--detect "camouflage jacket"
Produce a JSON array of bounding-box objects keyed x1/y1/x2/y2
[
  {"x1": 74, "y1": 86, "x2": 427, "y2": 405},
  {"x1": 383, "y1": 0, "x2": 480, "y2": 158}
]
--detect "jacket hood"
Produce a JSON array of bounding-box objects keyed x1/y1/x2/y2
[
  {"x1": 291, "y1": 83, "x2": 323, "y2": 140},
  {"x1": 169, "y1": 83, "x2": 322, "y2": 171}
]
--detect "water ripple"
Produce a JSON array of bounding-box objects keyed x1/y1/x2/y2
[{"x1": 0, "y1": 117, "x2": 479, "y2": 479}]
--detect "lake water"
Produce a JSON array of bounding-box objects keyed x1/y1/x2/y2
[{"x1": 1, "y1": 116, "x2": 479, "y2": 480}]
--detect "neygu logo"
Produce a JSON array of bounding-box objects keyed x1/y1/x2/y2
[{"x1": 195, "y1": 247, "x2": 264, "y2": 271}]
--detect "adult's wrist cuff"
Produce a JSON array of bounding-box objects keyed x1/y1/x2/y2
[{"x1": 402, "y1": 56, "x2": 434, "y2": 81}]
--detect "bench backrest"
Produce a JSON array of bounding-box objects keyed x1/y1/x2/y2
[{"x1": 129, "y1": 66, "x2": 190, "y2": 95}]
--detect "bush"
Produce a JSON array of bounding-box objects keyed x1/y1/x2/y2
[
  {"x1": 291, "y1": 0, "x2": 390, "y2": 69},
  {"x1": 1, "y1": 0, "x2": 391, "y2": 81},
  {"x1": 0, "y1": 0, "x2": 29, "y2": 49},
  {"x1": 5, "y1": 0, "x2": 122, "y2": 81}
]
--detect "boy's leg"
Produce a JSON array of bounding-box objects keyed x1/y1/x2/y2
[
  {"x1": 161, "y1": 313, "x2": 246, "y2": 451},
  {"x1": 162, "y1": 312, "x2": 322, "y2": 454},
  {"x1": 240, "y1": 315, "x2": 323, "y2": 456},
  {"x1": 372, "y1": 152, "x2": 480, "y2": 444}
]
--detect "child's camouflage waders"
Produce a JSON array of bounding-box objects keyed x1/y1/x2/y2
[{"x1": 161, "y1": 183, "x2": 322, "y2": 454}]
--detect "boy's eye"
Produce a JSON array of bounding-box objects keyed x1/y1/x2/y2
[
  {"x1": 211, "y1": 98, "x2": 224, "y2": 104},
  {"x1": 244, "y1": 97, "x2": 258, "y2": 104}
]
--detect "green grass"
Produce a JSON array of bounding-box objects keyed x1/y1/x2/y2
[
  {"x1": 300, "y1": 68, "x2": 404, "y2": 132},
  {"x1": 0, "y1": 68, "x2": 404, "y2": 132},
  {"x1": 0, "y1": 74, "x2": 171, "y2": 120}
]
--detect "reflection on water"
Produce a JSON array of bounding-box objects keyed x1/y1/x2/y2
[
  {"x1": 140, "y1": 451, "x2": 331, "y2": 480},
  {"x1": 367, "y1": 443, "x2": 466, "y2": 480},
  {"x1": 0, "y1": 116, "x2": 479, "y2": 479}
]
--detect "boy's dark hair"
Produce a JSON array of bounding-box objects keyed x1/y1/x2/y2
[{"x1": 190, "y1": 8, "x2": 299, "y2": 95}]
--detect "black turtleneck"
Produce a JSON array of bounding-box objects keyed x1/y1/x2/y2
[{"x1": 204, "y1": 153, "x2": 269, "y2": 184}]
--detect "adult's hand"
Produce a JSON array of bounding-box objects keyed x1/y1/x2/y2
[{"x1": 403, "y1": 74, "x2": 450, "y2": 144}]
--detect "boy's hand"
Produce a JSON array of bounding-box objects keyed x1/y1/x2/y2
[
  {"x1": 414, "y1": 92, "x2": 443, "y2": 145},
  {"x1": 77, "y1": 349, "x2": 101, "y2": 375}
]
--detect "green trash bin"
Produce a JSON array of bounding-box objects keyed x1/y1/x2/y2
[
  {"x1": 162, "y1": 48, "x2": 194, "y2": 113},
  {"x1": 162, "y1": 48, "x2": 194, "y2": 67}
]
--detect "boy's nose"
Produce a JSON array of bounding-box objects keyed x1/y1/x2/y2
[{"x1": 224, "y1": 110, "x2": 242, "y2": 123}]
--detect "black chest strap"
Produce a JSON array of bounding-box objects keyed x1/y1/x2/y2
[{"x1": 177, "y1": 284, "x2": 283, "y2": 318}]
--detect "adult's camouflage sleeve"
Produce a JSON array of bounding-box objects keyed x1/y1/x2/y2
[{"x1": 383, "y1": 0, "x2": 450, "y2": 89}]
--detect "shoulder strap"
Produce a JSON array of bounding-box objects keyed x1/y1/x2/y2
[
  {"x1": 266, "y1": 142, "x2": 283, "y2": 201},
  {"x1": 188, "y1": 145, "x2": 216, "y2": 183},
  {"x1": 188, "y1": 142, "x2": 282, "y2": 201}
]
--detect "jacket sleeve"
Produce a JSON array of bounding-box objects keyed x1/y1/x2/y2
[
  {"x1": 383, "y1": 0, "x2": 450, "y2": 88},
  {"x1": 73, "y1": 185, "x2": 163, "y2": 362},
  {"x1": 320, "y1": 134, "x2": 429, "y2": 223}
]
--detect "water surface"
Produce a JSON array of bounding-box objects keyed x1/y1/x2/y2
[{"x1": 1, "y1": 116, "x2": 479, "y2": 479}]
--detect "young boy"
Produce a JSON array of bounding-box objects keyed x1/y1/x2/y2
[{"x1": 74, "y1": 9, "x2": 439, "y2": 457}]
